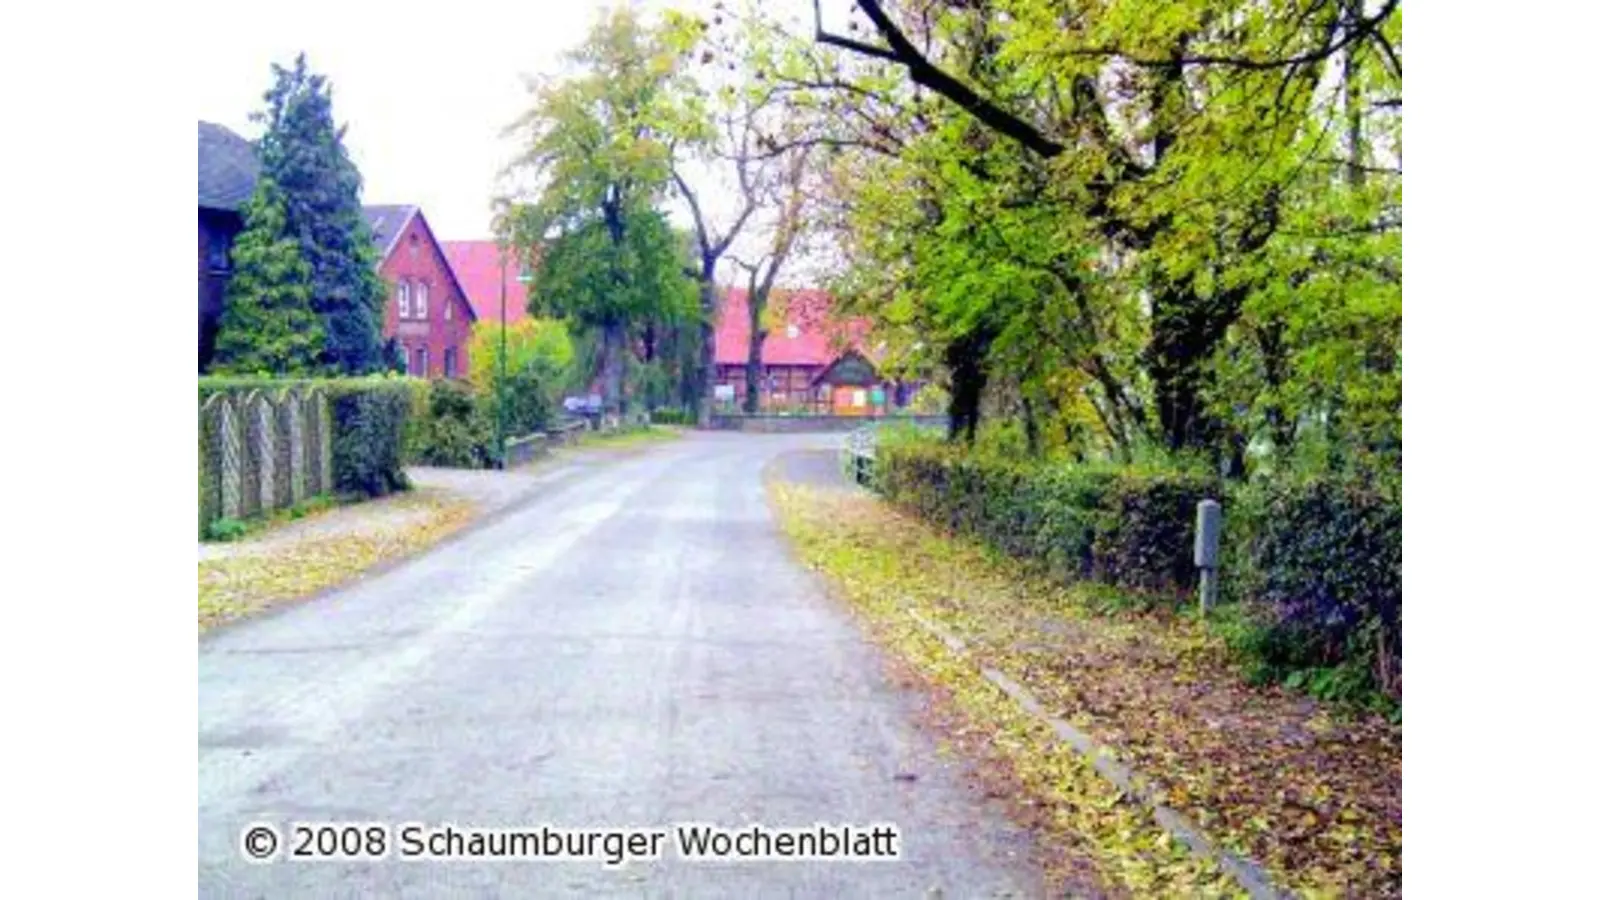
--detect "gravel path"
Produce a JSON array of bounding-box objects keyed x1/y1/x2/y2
[{"x1": 199, "y1": 432, "x2": 1044, "y2": 898}]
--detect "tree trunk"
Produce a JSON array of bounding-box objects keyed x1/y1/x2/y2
[
  {"x1": 1021, "y1": 395, "x2": 1040, "y2": 456},
  {"x1": 695, "y1": 264, "x2": 717, "y2": 428},
  {"x1": 601, "y1": 319, "x2": 626, "y2": 419},
  {"x1": 944, "y1": 324, "x2": 994, "y2": 444},
  {"x1": 744, "y1": 329, "x2": 766, "y2": 415}
]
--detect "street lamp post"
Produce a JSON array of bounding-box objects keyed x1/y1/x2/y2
[{"x1": 497, "y1": 251, "x2": 507, "y2": 469}]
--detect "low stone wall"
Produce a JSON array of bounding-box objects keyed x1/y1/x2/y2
[
  {"x1": 707, "y1": 414, "x2": 949, "y2": 434},
  {"x1": 504, "y1": 433, "x2": 549, "y2": 468},
  {"x1": 503, "y1": 420, "x2": 592, "y2": 469}
]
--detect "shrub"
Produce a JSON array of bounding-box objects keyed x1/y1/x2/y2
[
  {"x1": 199, "y1": 374, "x2": 424, "y2": 517},
  {"x1": 322, "y1": 378, "x2": 418, "y2": 496},
  {"x1": 649, "y1": 407, "x2": 694, "y2": 426},
  {"x1": 466, "y1": 317, "x2": 574, "y2": 437},
  {"x1": 205, "y1": 517, "x2": 249, "y2": 542},
  {"x1": 876, "y1": 438, "x2": 1216, "y2": 599},
  {"x1": 410, "y1": 379, "x2": 496, "y2": 468},
  {"x1": 876, "y1": 432, "x2": 1402, "y2": 705},
  {"x1": 1224, "y1": 477, "x2": 1402, "y2": 697}
]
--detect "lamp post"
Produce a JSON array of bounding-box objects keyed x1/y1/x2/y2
[{"x1": 497, "y1": 250, "x2": 507, "y2": 469}]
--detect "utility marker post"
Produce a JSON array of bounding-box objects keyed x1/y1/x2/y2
[{"x1": 1194, "y1": 499, "x2": 1222, "y2": 616}]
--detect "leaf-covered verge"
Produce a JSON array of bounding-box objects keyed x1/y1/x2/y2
[
  {"x1": 771, "y1": 482, "x2": 1237, "y2": 898},
  {"x1": 574, "y1": 424, "x2": 686, "y2": 450},
  {"x1": 198, "y1": 490, "x2": 476, "y2": 634},
  {"x1": 201, "y1": 493, "x2": 342, "y2": 543},
  {"x1": 769, "y1": 483, "x2": 1399, "y2": 899}
]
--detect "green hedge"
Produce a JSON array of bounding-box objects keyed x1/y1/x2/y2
[
  {"x1": 325, "y1": 379, "x2": 416, "y2": 496},
  {"x1": 410, "y1": 379, "x2": 497, "y2": 469},
  {"x1": 198, "y1": 375, "x2": 423, "y2": 503},
  {"x1": 877, "y1": 440, "x2": 1217, "y2": 596},
  {"x1": 1220, "y1": 478, "x2": 1402, "y2": 698},
  {"x1": 875, "y1": 436, "x2": 1401, "y2": 702}
]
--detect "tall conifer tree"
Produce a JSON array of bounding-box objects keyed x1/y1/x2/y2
[
  {"x1": 254, "y1": 54, "x2": 387, "y2": 373},
  {"x1": 212, "y1": 178, "x2": 324, "y2": 374}
]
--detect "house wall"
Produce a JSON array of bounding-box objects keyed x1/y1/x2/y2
[
  {"x1": 198, "y1": 208, "x2": 242, "y2": 372},
  {"x1": 377, "y1": 213, "x2": 475, "y2": 379},
  {"x1": 714, "y1": 363, "x2": 825, "y2": 407}
]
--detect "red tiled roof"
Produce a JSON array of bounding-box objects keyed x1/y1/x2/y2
[
  {"x1": 440, "y1": 241, "x2": 537, "y2": 325},
  {"x1": 714, "y1": 288, "x2": 872, "y2": 367}
]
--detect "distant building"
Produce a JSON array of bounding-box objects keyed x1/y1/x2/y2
[
  {"x1": 197, "y1": 121, "x2": 260, "y2": 372},
  {"x1": 439, "y1": 241, "x2": 538, "y2": 325},
  {"x1": 363, "y1": 206, "x2": 477, "y2": 379},
  {"x1": 713, "y1": 287, "x2": 906, "y2": 414}
]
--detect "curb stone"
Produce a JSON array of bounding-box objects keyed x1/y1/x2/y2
[{"x1": 905, "y1": 609, "x2": 1293, "y2": 900}]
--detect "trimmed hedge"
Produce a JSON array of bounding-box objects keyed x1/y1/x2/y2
[
  {"x1": 199, "y1": 375, "x2": 423, "y2": 504},
  {"x1": 877, "y1": 440, "x2": 1217, "y2": 597},
  {"x1": 875, "y1": 436, "x2": 1401, "y2": 701},
  {"x1": 410, "y1": 379, "x2": 496, "y2": 469},
  {"x1": 325, "y1": 379, "x2": 416, "y2": 496},
  {"x1": 1222, "y1": 478, "x2": 1402, "y2": 697}
]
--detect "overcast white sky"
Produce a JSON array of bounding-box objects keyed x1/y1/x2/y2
[{"x1": 195, "y1": 0, "x2": 842, "y2": 248}]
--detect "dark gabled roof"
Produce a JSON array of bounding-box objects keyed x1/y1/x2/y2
[
  {"x1": 361, "y1": 205, "x2": 418, "y2": 261},
  {"x1": 363, "y1": 206, "x2": 479, "y2": 322},
  {"x1": 198, "y1": 121, "x2": 260, "y2": 212}
]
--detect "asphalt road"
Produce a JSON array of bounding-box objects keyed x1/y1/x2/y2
[{"x1": 199, "y1": 431, "x2": 1043, "y2": 898}]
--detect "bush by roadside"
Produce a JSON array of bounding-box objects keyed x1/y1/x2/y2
[
  {"x1": 770, "y1": 482, "x2": 1400, "y2": 898},
  {"x1": 199, "y1": 375, "x2": 423, "y2": 538},
  {"x1": 409, "y1": 380, "x2": 498, "y2": 469},
  {"x1": 875, "y1": 434, "x2": 1401, "y2": 711}
]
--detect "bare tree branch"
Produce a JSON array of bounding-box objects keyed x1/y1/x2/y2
[{"x1": 815, "y1": 0, "x2": 1067, "y2": 158}]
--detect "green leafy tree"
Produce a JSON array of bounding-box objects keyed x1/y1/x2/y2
[
  {"x1": 466, "y1": 317, "x2": 576, "y2": 436},
  {"x1": 736, "y1": 0, "x2": 1398, "y2": 480},
  {"x1": 501, "y1": 7, "x2": 702, "y2": 416},
  {"x1": 211, "y1": 178, "x2": 324, "y2": 374},
  {"x1": 254, "y1": 53, "x2": 388, "y2": 374}
]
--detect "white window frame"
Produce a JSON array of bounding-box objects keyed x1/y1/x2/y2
[
  {"x1": 444, "y1": 298, "x2": 453, "y2": 320},
  {"x1": 397, "y1": 281, "x2": 411, "y2": 319},
  {"x1": 415, "y1": 281, "x2": 429, "y2": 319},
  {"x1": 415, "y1": 346, "x2": 429, "y2": 376}
]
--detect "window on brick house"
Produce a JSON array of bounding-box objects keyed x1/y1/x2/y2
[
  {"x1": 397, "y1": 281, "x2": 411, "y2": 318},
  {"x1": 414, "y1": 346, "x2": 428, "y2": 377},
  {"x1": 444, "y1": 347, "x2": 457, "y2": 378},
  {"x1": 444, "y1": 298, "x2": 453, "y2": 320},
  {"x1": 415, "y1": 282, "x2": 429, "y2": 319}
]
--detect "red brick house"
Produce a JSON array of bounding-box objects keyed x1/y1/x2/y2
[
  {"x1": 198, "y1": 121, "x2": 261, "y2": 372},
  {"x1": 439, "y1": 240, "x2": 538, "y2": 325},
  {"x1": 713, "y1": 287, "x2": 902, "y2": 413},
  {"x1": 363, "y1": 206, "x2": 477, "y2": 378}
]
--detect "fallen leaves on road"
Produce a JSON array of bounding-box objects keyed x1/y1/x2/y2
[
  {"x1": 768, "y1": 483, "x2": 1401, "y2": 899},
  {"x1": 198, "y1": 490, "x2": 477, "y2": 634},
  {"x1": 771, "y1": 483, "x2": 1238, "y2": 899}
]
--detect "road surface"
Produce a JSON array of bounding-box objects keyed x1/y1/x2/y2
[{"x1": 199, "y1": 432, "x2": 1043, "y2": 898}]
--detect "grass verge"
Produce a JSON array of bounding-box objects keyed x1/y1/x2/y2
[
  {"x1": 198, "y1": 490, "x2": 476, "y2": 634},
  {"x1": 201, "y1": 493, "x2": 345, "y2": 543},
  {"x1": 575, "y1": 424, "x2": 684, "y2": 450},
  {"x1": 768, "y1": 482, "x2": 1400, "y2": 899},
  {"x1": 771, "y1": 481, "x2": 1239, "y2": 898}
]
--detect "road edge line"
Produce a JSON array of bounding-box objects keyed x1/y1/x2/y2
[{"x1": 904, "y1": 608, "x2": 1293, "y2": 900}]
